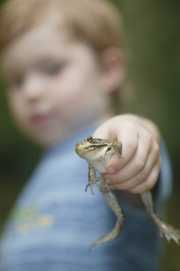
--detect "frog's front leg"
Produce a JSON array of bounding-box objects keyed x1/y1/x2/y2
[
  {"x1": 85, "y1": 162, "x2": 97, "y2": 195},
  {"x1": 99, "y1": 176, "x2": 111, "y2": 194}
]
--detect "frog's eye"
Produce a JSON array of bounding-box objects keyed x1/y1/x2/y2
[
  {"x1": 106, "y1": 146, "x2": 112, "y2": 152},
  {"x1": 87, "y1": 136, "x2": 93, "y2": 142}
]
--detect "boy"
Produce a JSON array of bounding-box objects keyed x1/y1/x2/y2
[{"x1": 0, "y1": 0, "x2": 171, "y2": 270}]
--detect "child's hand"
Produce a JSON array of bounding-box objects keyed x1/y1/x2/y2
[{"x1": 93, "y1": 114, "x2": 160, "y2": 194}]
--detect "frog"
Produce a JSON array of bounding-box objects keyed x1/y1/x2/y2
[{"x1": 75, "y1": 136, "x2": 180, "y2": 248}]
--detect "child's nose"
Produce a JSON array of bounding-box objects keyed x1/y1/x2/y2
[{"x1": 23, "y1": 73, "x2": 46, "y2": 101}]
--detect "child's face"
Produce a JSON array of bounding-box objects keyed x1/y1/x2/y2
[{"x1": 2, "y1": 24, "x2": 114, "y2": 146}]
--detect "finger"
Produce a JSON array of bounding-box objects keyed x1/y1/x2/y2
[
  {"x1": 129, "y1": 160, "x2": 160, "y2": 194},
  {"x1": 105, "y1": 125, "x2": 139, "y2": 173},
  {"x1": 105, "y1": 129, "x2": 153, "y2": 183},
  {"x1": 93, "y1": 121, "x2": 113, "y2": 139},
  {"x1": 109, "y1": 145, "x2": 160, "y2": 191}
]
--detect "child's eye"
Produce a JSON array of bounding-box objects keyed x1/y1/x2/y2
[
  {"x1": 14, "y1": 76, "x2": 24, "y2": 88},
  {"x1": 8, "y1": 75, "x2": 24, "y2": 89},
  {"x1": 41, "y1": 62, "x2": 66, "y2": 76}
]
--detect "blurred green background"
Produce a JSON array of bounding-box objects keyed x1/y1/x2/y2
[{"x1": 0, "y1": 0, "x2": 179, "y2": 270}]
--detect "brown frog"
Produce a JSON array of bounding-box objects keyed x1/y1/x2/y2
[{"x1": 75, "y1": 136, "x2": 180, "y2": 247}]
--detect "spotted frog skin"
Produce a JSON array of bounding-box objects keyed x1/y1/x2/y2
[{"x1": 75, "y1": 136, "x2": 180, "y2": 247}]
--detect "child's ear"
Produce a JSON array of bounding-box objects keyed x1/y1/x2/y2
[{"x1": 100, "y1": 47, "x2": 126, "y2": 94}]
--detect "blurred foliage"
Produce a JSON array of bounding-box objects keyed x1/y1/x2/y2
[
  {"x1": 117, "y1": 1, "x2": 180, "y2": 270},
  {"x1": 0, "y1": 0, "x2": 179, "y2": 270}
]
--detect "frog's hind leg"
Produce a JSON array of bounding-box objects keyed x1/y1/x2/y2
[
  {"x1": 91, "y1": 219, "x2": 123, "y2": 248},
  {"x1": 141, "y1": 191, "x2": 180, "y2": 245},
  {"x1": 91, "y1": 187, "x2": 124, "y2": 248}
]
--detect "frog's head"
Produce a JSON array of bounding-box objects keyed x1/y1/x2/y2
[{"x1": 75, "y1": 136, "x2": 122, "y2": 162}]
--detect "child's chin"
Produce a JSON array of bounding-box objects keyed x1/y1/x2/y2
[{"x1": 23, "y1": 130, "x2": 57, "y2": 147}]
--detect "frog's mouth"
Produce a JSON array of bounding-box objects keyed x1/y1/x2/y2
[{"x1": 75, "y1": 143, "x2": 83, "y2": 155}]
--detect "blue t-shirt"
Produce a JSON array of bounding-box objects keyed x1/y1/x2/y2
[{"x1": 0, "y1": 126, "x2": 172, "y2": 271}]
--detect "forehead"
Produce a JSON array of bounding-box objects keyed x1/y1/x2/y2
[{"x1": 2, "y1": 23, "x2": 74, "y2": 73}]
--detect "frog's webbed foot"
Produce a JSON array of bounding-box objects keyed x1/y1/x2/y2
[
  {"x1": 141, "y1": 191, "x2": 180, "y2": 245},
  {"x1": 152, "y1": 215, "x2": 180, "y2": 245},
  {"x1": 85, "y1": 181, "x2": 96, "y2": 195},
  {"x1": 85, "y1": 163, "x2": 97, "y2": 195},
  {"x1": 85, "y1": 183, "x2": 94, "y2": 193}
]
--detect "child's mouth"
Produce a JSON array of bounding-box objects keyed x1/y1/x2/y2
[{"x1": 29, "y1": 113, "x2": 51, "y2": 126}]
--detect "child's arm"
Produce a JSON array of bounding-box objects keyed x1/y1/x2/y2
[{"x1": 93, "y1": 114, "x2": 161, "y2": 194}]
